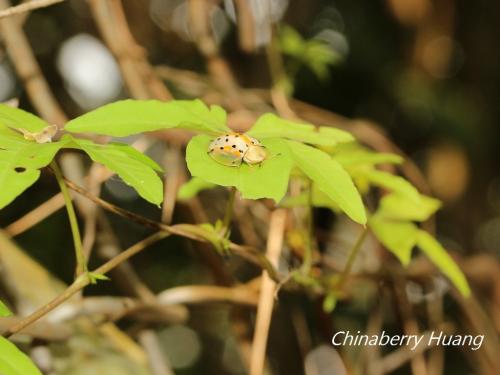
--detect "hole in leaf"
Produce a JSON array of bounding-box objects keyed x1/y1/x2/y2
[{"x1": 14, "y1": 167, "x2": 26, "y2": 173}]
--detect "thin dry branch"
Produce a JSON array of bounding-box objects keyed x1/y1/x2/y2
[
  {"x1": 138, "y1": 330, "x2": 176, "y2": 375},
  {"x1": 62, "y1": 176, "x2": 280, "y2": 281},
  {"x1": 88, "y1": 0, "x2": 172, "y2": 100},
  {"x1": 0, "y1": 0, "x2": 67, "y2": 125},
  {"x1": 2, "y1": 231, "x2": 169, "y2": 338},
  {"x1": 249, "y1": 209, "x2": 287, "y2": 375},
  {"x1": 157, "y1": 285, "x2": 259, "y2": 306},
  {"x1": 392, "y1": 275, "x2": 428, "y2": 375},
  {"x1": 0, "y1": 0, "x2": 64, "y2": 20},
  {"x1": 5, "y1": 193, "x2": 65, "y2": 236}
]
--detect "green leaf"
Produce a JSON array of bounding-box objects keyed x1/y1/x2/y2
[
  {"x1": 417, "y1": 230, "x2": 471, "y2": 297},
  {"x1": 287, "y1": 141, "x2": 366, "y2": 224},
  {"x1": 65, "y1": 99, "x2": 230, "y2": 137},
  {"x1": 361, "y1": 169, "x2": 420, "y2": 202},
  {"x1": 66, "y1": 135, "x2": 163, "y2": 205},
  {"x1": 0, "y1": 299, "x2": 12, "y2": 317},
  {"x1": 304, "y1": 41, "x2": 340, "y2": 79},
  {"x1": 186, "y1": 135, "x2": 292, "y2": 202},
  {"x1": 279, "y1": 184, "x2": 340, "y2": 211},
  {"x1": 369, "y1": 213, "x2": 419, "y2": 266},
  {"x1": 198, "y1": 223, "x2": 231, "y2": 253},
  {"x1": 0, "y1": 337, "x2": 42, "y2": 375},
  {"x1": 177, "y1": 177, "x2": 216, "y2": 201},
  {"x1": 0, "y1": 125, "x2": 68, "y2": 209},
  {"x1": 322, "y1": 293, "x2": 337, "y2": 313},
  {"x1": 333, "y1": 143, "x2": 403, "y2": 166},
  {"x1": 336, "y1": 152, "x2": 403, "y2": 167},
  {"x1": 88, "y1": 272, "x2": 110, "y2": 284},
  {"x1": 106, "y1": 142, "x2": 163, "y2": 172},
  {"x1": 379, "y1": 193, "x2": 441, "y2": 222},
  {"x1": 279, "y1": 25, "x2": 340, "y2": 79},
  {"x1": 279, "y1": 25, "x2": 306, "y2": 58},
  {"x1": 0, "y1": 103, "x2": 49, "y2": 133},
  {"x1": 247, "y1": 113, "x2": 354, "y2": 146}
]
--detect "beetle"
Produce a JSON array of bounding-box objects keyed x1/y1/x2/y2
[{"x1": 208, "y1": 133, "x2": 267, "y2": 167}]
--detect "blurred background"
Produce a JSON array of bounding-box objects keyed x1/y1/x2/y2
[{"x1": 0, "y1": 1, "x2": 499, "y2": 374}]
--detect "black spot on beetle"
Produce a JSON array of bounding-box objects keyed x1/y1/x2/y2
[
  {"x1": 15, "y1": 167, "x2": 26, "y2": 173},
  {"x1": 239, "y1": 150, "x2": 243, "y2": 153},
  {"x1": 232, "y1": 145, "x2": 236, "y2": 148},
  {"x1": 225, "y1": 138, "x2": 229, "y2": 142},
  {"x1": 220, "y1": 147, "x2": 223, "y2": 150},
  {"x1": 217, "y1": 137, "x2": 221, "y2": 141}
]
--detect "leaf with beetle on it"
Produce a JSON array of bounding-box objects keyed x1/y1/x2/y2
[
  {"x1": 186, "y1": 135, "x2": 293, "y2": 202},
  {"x1": 0, "y1": 124, "x2": 69, "y2": 210},
  {"x1": 65, "y1": 135, "x2": 164, "y2": 206},
  {"x1": 0, "y1": 337, "x2": 42, "y2": 375},
  {"x1": 247, "y1": 113, "x2": 354, "y2": 146},
  {"x1": 64, "y1": 99, "x2": 230, "y2": 137}
]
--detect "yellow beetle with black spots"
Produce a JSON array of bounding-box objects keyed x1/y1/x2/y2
[{"x1": 208, "y1": 133, "x2": 268, "y2": 167}]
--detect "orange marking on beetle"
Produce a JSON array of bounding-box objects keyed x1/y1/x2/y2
[{"x1": 240, "y1": 134, "x2": 252, "y2": 144}]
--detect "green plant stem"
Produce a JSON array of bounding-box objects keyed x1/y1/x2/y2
[
  {"x1": 2, "y1": 231, "x2": 169, "y2": 338},
  {"x1": 337, "y1": 226, "x2": 369, "y2": 289},
  {"x1": 301, "y1": 181, "x2": 314, "y2": 274},
  {"x1": 64, "y1": 177, "x2": 280, "y2": 281},
  {"x1": 222, "y1": 187, "x2": 236, "y2": 236},
  {"x1": 50, "y1": 161, "x2": 87, "y2": 277}
]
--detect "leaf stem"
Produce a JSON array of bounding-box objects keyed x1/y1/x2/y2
[
  {"x1": 222, "y1": 187, "x2": 236, "y2": 236},
  {"x1": 50, "y1": 161, "x2": 87, "y2": 277},
  {"x1": 337, "y1": 226, "x2": 369, "y2": 289},
  {"x1": 63, "y1": 177, "x2": 280, "y2": 281},
  {"x1": 301, "y1": 181, "x2": 315, "y2": 274}
]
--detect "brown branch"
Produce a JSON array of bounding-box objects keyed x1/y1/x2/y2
[
  {"x1": 5, "y1": 193, "x2": 65, "y2": 236},
  {"x1": 95, "y1": 213, "x2": 157, "y2": 303},
  {"x1": 0, "y1": 0, "x2": 67, "y2": 125},
  {"x1": 157, "y1": 285, "x2": 259, "y2": 306},
  {"x1": 187, "y1": 0, "x2": 243, "y2": 110},
  {"x1": 62, "y1": 176, "x2": 280, "y2": 281},
  {"x1": 87, "y1": 0, "x2": 172, "y2": 100},
  {"x1": 249, "y1": 209, "x2": 287, "y2": 375},
  {"x1": 392, "y1": 275, "x2": 428, "y2": 375},
  {"x1": 138, "y1": 330, "x2": 176, "y2": 375},
  {"x1": 0, "y1": 317, "x2": 71, "y2": 341},
  {"x1": 0, "y1": 0, "x2": 64, "y2": 20},
  {"x1": 233, "y1": 0, "x2": 256, "y2": 52},
  {"x1": 2, "y1": 231, "x2": 168, "y2": 338},
  {"x1": 161, "y1": 146, "x2": 182, "y2": 224}
]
